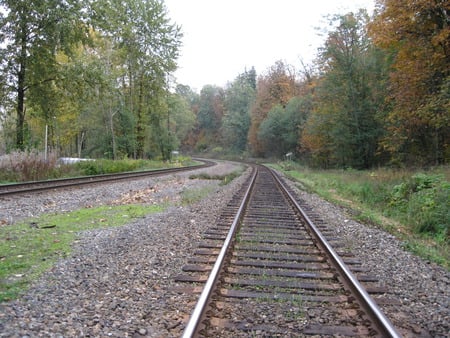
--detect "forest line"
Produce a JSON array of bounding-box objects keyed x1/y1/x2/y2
[{"x1": 0, "y1": 0, "x2": 448, "y2": 168}]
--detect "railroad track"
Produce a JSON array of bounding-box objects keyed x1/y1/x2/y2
[
  {"x1": 0, "y1": 159, "x2": 214, "y2": 197},
  {"x1": 176, "y1": 165, "x2": 400, "y2": 337}
]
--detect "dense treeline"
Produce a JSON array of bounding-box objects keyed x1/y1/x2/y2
[
  {"x1": 1, "y1": 0, "x2": 448, "y2": 167},
  {"x1": 0, "y1": 0, "x2": 183, "y2": 160}
]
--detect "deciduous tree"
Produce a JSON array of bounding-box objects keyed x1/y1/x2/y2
[
  {"x1": 369, "y1": 0, "x2": 450, "y2": 164},
  {"x1": 195, "y1": 85, "x2": 224, "y2": 150},
  {"x1": 221, "y1": 70, "x2": 256, "y2": 154},
  {"x1": 258, "y1": 96, "x2": 312, "y2": 157},
  {"x1": 0, "y1": 0, "x2": 89, "y2": 150},
  {"x1": 303, "y1": 10, "x2": 388, "y2": 168},
  {"x1": 248, "y1": 61, "x2": 298, "y2": 156},
  {"x1": 91, "y1": 0, "x2": 181, "y2": 158}
]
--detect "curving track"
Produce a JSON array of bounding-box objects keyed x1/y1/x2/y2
[
  {"x1": 0, "y1": 159, "x2": 214, "y2": 197},
  {"x1": 177, "y1": 165, "x2": 400, "y2": 337}
]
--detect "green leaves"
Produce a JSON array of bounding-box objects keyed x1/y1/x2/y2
[
  {"x1": 0, "y1": 0, "x2": 91, "y2": 149},
  {"x1": 389, "y1": 173, "x2": 449, "y2": 236},
  {"x1": 369, "y1": 0, "x2": 450, "y2": 165},
  {"x1": 305, "y1": 10, "x2": 386, "y2": 169},
  {"x1": 221, "y1": 71, "x2": 255, "y2": 153},
  {"x1": 0, "y1": 0, "x2": 182, "y2": 159}
]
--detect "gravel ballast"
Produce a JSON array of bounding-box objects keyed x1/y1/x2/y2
[{"x1": 0, "y1": 161, "x2": 448, "y2": 337}]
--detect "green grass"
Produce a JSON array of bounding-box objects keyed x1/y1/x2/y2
[
  {"x1": 0, "y1": 204, "x2": 164, "y2": 302},
  {"x1": 75, "y1": 157, "x2": 196, "y2": 176},
  {"x1": 189, "y1": 167, "x2": 244, "y2": 186},
  {"x1": 180, "y1": 186, "x2": 216, "y2": 205},
  {"x1": 0, "y1": 161, "x2": 245, "y2": 303},
  {"x1": 271, "y1": 162, "x2": 449, "y2": 270}
]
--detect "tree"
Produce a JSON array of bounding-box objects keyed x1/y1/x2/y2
[
  {"x1": 195, "y1": 85, "x2": 224, "y2": 151},
  {"x1": 369, "y1": 0, "x2": 450, "y2": 164},
  {"x1": 197, "y1": 85, "x2": 224, "y2": 131},
  {"x1": 28, "y1": 32, "x2": 129, "y2": 159},
  {"x1": 0, "y1": 0, "x2": 182, "y2": 159},
  {"x1": 166, "y1": 92, "x2": 196, "y2": 151},
  {"x1": 175, "y1": 84, "x2": 200, "y2": 150},
  {"x1": 221, "y1": 70, "x2": 256, "y2": 154},
  {"x1": 91, "y1": 0, "x2": 182, "y2": 158},
  {"x1": 301, "y1": 107, "x2": 334, "y2": 168},
  {"x1": 0, "y1": 0, "x2": 89, "y2": 150},
  {"x1": 248, "y1": 61, "x2": 298, "y2": 156},
  {"x1": 303, "y1": 10, "x2": 388, "y2": 168},
  {"x1": 258, "y1": 96, "x2": 312, "y2": 157}
]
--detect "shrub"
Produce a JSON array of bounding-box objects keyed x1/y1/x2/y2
[
  {"x1": 211, "y1": 147, "x2": 223, "y2": 155},
  {"x1": 389, "y1": 174, "x2": 449, "y2": 238},
  {"x1": 408, "y1": 182, "x2": 449, "y2": 236},
  {"x1": 76, "y1": 161, "x2": 102, "y2": 175}
]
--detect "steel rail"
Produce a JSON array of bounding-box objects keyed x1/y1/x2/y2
[
  {"x1": 269, "y1": 167, "x2": 401, "y2": 338},
  {"x1": 182, "y1": 166, "x2": 257, "y2": 338},
  {"x1": 0, "y1": 159, "x2": 214, "y2": 196}
]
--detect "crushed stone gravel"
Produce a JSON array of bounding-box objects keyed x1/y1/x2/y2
[{"x1": 0, "y1": 161, "x2": 448, "y2": 337}]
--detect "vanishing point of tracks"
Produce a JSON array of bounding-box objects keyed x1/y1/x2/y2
[
  {"x1": 177, "y1": 165, "x2": 401, "y2": 337},
  {"x1": 0, "y1": 159, "x2": 214, "y2": 197}
]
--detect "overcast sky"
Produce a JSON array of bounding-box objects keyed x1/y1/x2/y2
[{"x1": 164, "y1": 0, "x2": 375, "y2": 91}]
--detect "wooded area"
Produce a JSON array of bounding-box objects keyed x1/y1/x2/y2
[{"x1": 0, "y1": 0, "x2": 448, "y2": 168}]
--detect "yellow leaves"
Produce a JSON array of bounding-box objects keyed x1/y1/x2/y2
[
  {"x1": 370, "y1": 0, "x2": 449, "y2": 124},
  {"x1": 248, "y1": 61, "x2": 300, "y2": 155},
  {"x1": 55, "y1": 52, "x2": 70, "y2": 64},
  {"x1": 432, "y1": 25, "x2": 450, "y2": 56}
]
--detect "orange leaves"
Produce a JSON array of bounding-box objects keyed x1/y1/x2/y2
[
  {"x1": 369, "y1": 0, "x2": 449, "y2": 163},
  {"x1": 248, "y1": 61, "x2": 298, "y2": 156}
]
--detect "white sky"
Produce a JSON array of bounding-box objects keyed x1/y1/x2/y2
[{"x1": 164, "y1": 0, "x2": 375, "y2": 91}]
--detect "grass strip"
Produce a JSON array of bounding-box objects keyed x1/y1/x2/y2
[
  {"x1": 271, "y1": 163, "x2": 449, "y2": 270},
  {"x1": 0, "y1": 204, "x2": 164, "y2": 302},
  {"x1": 189, "y1": 169, "x2": 243, "y2": 186},
  {"x1": 0, "y1": 165, "x2": 245, "y2": 302}
]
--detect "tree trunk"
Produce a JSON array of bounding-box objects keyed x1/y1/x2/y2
[
  {"x1": 135, "y1": 74, "x2": 145, "y2": 158},
  {"x1": 16, "y1": 24, "x2": 27, "y2": 150},
  {"x1": 109, "y1": 107, "x2": 117, "y2": 160}
]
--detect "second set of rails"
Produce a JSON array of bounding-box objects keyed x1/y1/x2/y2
[
  {"x1": 2, "y1": 160, "x2": 401, "y2": 336},
  {"x1": 0, "y1": 159, "x2": 214, "y2": 196}
]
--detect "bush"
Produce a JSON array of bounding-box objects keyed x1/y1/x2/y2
[
  {"x1": 408, "y1": 182, "x2": 449, "y2": 236},
  {"x1": 195, "y1": 141, "x2": 208, "y2": 152},
  {"x1": 75, "y1": 158, "x2": 183, "y2": 176},
  {"x1": 389, "y1": 174, "x2": 449, "y2": 238},
  {"x1": 76, "y1": 159, "x2": 136, "y2": 175},
  {"x1": 76, "y1": 161, "x2": 102, "y2": 175},
  {"x1": 0, "y1": 153, "x2": 194, "y2": 183},
  {"x1": 274, "y1": 164, "x2": 449, "y2": 267},
  {"x1": 211, "y1": 147, "x2": 224, "y2": 155}
]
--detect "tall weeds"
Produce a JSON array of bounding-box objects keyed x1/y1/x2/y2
[
  {"x1": 388, "y1": 173, "x2": 449, "y2": 239},
  {"x1": 276, "y1": 163, "x2": 449, "y2": 267},
  {"x1": 280, "y1": 164, "x2": 449, "y2": 241},
  {"x1": 0, "y1": 151, "x2": 59, "y2": 182},
  {"x1": 0, "y1": 153, "x2": 194, "y2": 183}
]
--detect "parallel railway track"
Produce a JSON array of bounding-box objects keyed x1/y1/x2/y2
[
  {"x1": 0, "y1": 159, "x2": 214, "y2": 197},
  {"x1": 177, "y1": 165, "x2": 400, "y2": 337}
]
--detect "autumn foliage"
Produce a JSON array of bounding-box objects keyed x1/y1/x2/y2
[
  {"x1": 369, "y1": 0, "x2": 450, "y2": 164},
  {"x1": 1, "y1": 1, "x2": 448, "y2": 168},
  {"x1": 247, "y1": 61, "x2": 299, "y2": 156},
  {"x1": 181, "y1": 1, "x2": 449, "y2": 167}
]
